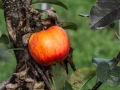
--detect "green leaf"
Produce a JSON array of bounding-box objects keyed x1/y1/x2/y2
[
  {"x1": 96, "y1": 62, "x2": 110, "y2": 82},
  {"x1": 52, "y1": 64, "x2": 68, "y2": 90},
  {"x1": 105, "y1": 66, "x2": 120, "y2": 86},
  {"x1": 92, "y1": 58, "x2": 114, "y2": 67},
  {"x1": 89, "y1": 0, "x2": 120, "y2": 30},
  {"x1": 61, "y1": 22, "x2": 77, "y2": 30},
  {"x1": 67, "y1": 67, "x2": 95, "y2": 90},
  {"x1": 31, "y1": 0, "x2": 68, "y2": 10},
  {"x1": 0, "y1": 34, "x2": 9, "y2": 44},
  {"x1": 96, "y1": 60, "x2": 120, "y2": 87},
  {"x1": 0, "y1": 0, "x2": 3, "y2": 9}
]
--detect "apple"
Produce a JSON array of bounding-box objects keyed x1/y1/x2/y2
[{"x1": 28, "y1": 26, "x2": 70, "y2": 66}]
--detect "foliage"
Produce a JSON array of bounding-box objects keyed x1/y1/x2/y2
[
  {"x1": 61, "y1": 22, "x2": 77, "y2": 30},
  {"x1": 80, "y1": 0, "x2": 120, "y2": 89}
]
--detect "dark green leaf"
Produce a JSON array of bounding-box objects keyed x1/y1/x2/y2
[
  {"x1": 67, "y1": 67, "x2": 95, "y2": 90},
  {"x1": 61, "y1": 22, "x2": 77, "y2": 30},
  {"x1": 0, "y1": 0, "x2": 3, "y2": 9},
  {"x1": 52, "y1": 64, "x2": 68, "y2": 90},
  {"x1": 97, "y1": 63, "x2": 120, "y2": 86},
  {"x1": 105, "y1": 66, "x2": 120, "y2": 86},
  {"x1": 79, "y1": 13, "x2": 90, "y2": 17},
  {"x1": 0, "y1": 34, "x2": 9, "y2": 44},
  {"x1": 96, "y1": 62, "x2": 110, "y2": 82},
  {"x1": 89, "y1": 0, "x2": 120, "y2": 30},
  {"x1": 64, "y1": 81, "x2": 73, "y2": 90},
  {"x1": 31, "y1": 0, "x2": 68, "y2": 10},
  {"x1": 92, "y1": 58, "x2": 114, "y2": 67}
]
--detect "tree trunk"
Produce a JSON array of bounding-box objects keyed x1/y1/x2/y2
[{"x1": 1, "y1": 0, "x2": 51, "y2": 90}]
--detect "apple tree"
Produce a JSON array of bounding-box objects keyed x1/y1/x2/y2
[{"x1": 0, "y1": 0, "x2": 120, "y2": 90}]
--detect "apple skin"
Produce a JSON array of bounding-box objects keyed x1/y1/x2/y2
[{"x1": 28, "y1": 26, "x2": 70, "y2": 66}]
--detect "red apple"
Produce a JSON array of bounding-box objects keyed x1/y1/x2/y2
[{"x1": 28, "y1": 26, "x2": 70, "y2": 66}]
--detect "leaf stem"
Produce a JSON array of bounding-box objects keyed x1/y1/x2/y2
[{"x1": 110, "y1": 27, "x2": 120, "y2": 40}]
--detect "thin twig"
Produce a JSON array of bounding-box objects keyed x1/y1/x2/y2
[
  {"x1": 92, "y1": 52, "x2": 120, "y2": 90},
  {"x1": 32, "y1": 60, "x2": 52, "y2": 90}
]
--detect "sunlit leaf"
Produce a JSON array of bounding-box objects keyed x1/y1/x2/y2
[
  {"x1": 92, "y1": 58, "x2": 114, "y2": 67},
  {"x1": 61, "y1": 22, "x2": 77, "y2": 30},
  {"x1": 67, "y1": 67, "x2": 95, "y2": 90},
  {"x1": 89, "y1": 0, "x2": 120, "y2": 30},
  {"x1": 52, "y1": 64, "x2": 68, "y2": 90},
  {"x1": 31, "y1": 0, "x2": 68, "y2": 10}
]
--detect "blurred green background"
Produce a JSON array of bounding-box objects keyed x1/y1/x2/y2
[{"x1": 0, "y1": 0, "x2": 120, "y2": 90}]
